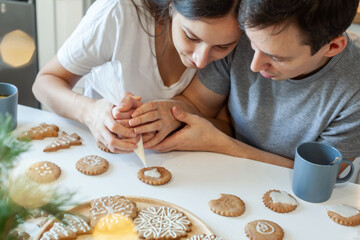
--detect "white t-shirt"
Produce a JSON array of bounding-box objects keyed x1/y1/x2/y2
[{"x1": 57, "y1": 0, "x2": 196, "y2": 103}]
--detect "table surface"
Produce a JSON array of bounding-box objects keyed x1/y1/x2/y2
[{"x1": 14, "y1": 105, "x2": 360, "y2": 240}]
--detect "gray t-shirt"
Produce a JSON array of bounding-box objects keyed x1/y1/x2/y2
[{"x1": 197, "y1": 32, "x2": 360, "y2": 159}]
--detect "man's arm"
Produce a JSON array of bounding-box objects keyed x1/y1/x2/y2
[{"x1": 151, "y1": 106, "x2": 294, "y2": 168}]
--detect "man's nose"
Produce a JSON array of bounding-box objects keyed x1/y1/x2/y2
[{"x1": 250, "y1": 50, "x2": 270, "y2": 72}]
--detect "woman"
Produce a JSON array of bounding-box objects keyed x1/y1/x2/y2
[{"x1": 32, "y1": 0, "x2": 241, "y2": 153}]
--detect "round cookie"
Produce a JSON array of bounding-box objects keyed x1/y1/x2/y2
[
  {"x1": 188, "y1": 234, "x2": 223, "y2": 240},
  {"x1": 76, "y1": 155, "x2": 109, "y2": 176},
  {"x1": 134, "y1": 206, "x2": 191, "y2": 240},
  {"x1": 209, "y1": 194, "x2": 245, "y2": 217},
  {"x1": 26, "y1": 161, "x2": 61, "y2": 183},
  {"x1": 137, "y1": 166, "x2": 172, "y2": 185},
  {"x1": 263, "y1": 190, "x2": 298, "y2": 213},
  {"x1": 327, "y1": 204, "x2": 360, "y2": 226},
  {"x1": 245, "y1": 220, "x2": 284, "y2": 240},
  {"x1": 97, "y1": 142, "x2": 114, "y2": 153}
]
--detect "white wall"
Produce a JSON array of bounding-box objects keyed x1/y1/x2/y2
[
  {"x1": 36, "y1": 0, "x2": 83, "y2": 68},
  {"x1": 36, "y1": 0, "x2": 84, "y2": 94}
]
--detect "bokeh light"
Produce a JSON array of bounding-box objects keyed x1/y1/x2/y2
[
  {"x1": 0, "y1": 29, "x2": 35, "y2": 68},
  {"x1": 92, "y1": 214, "x2": 138, "y2": 240}
]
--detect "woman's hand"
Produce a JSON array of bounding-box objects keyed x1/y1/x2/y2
[
  {"x1": 82, "y1": 98, "x2": 139, "y2": 153},
  {"x1": 128, "y1": 100, "x2": 183, "y2": 148}
]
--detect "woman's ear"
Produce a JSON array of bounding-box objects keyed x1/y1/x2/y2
[{"x1": 324, "y1": 35, "x2": 347, "y2": 57}]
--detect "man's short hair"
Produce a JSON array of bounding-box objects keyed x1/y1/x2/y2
[{"x1": 238, "y1": 0, "x2": 359, "y2": 55}]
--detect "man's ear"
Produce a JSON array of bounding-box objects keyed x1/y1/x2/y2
[{"x1": 324, "y1": 35, "x2": 347, "y2": 57}]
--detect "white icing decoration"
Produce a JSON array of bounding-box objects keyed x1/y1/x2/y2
[
  {"x1": 35, "y1": 163, "x2": 53, "y2": 176},
  {"x1": 270, "y1": 191, "x2": 298, "y2": 205},
  {"x1": 40, "y1": 222, "x2": 74, "y2": 240},
  {"x1": 328, "y1": 204, "x2": 360, "y2": 218},
  {"x1": 144, "y1": 168, "x2": 161, "y2": 178},
  {"x1": 83, "y1": 155, "x2": 103, "y2": 166},
  {"x1": 188, "y1": 234, "x2": 223, "y2": 240},
  {"x1": 134, "y1": 206, "x2": 190, "y2": 239},
  {"x1": 256, "y1": 221, "x2": 275, "y2": 235},
  {"x1": 90, "y1": 196, "x2": 136, "y2": 221},
  {"x1": 63, "y1": 214, "x2": 91, "y2": 234}
]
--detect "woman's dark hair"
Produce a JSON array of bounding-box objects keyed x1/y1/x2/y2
[
  {"x1": 131, "y1": 0, "x2": 241, "y2": 46},
  {"x1": 238, "y1": 0, "x2": 359, "y2": 55}
]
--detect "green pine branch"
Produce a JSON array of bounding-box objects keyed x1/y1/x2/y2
[{"x1": 0, "y1": 114, "x2": 77, "y2": 239}]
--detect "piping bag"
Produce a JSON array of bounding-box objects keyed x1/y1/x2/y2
[{"x1": 86, "y1": 61, "x2": 147, "y2": 167}]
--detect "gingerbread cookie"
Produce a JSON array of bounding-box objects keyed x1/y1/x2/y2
[
  {"x1": 245, "y1": 220, "x2": 284, "y2": 240},
  {"x1": 76, "y1": 155, "x2": 109, "y2": 176},
  {"x1": 134, "y1": 206, "x2": 191, "y2": 240},
  {"x1": 62, "y1": 214, "x2": 92, "y2": 235},
  {"x1": 137, "y1": 166, "x2": 172, "y2": 185},
  {"x1": 97, "y1": 141, "x2": 114, "y2": 153},
  {"x1": 209, "y1": 194, "x2": 245, "y2": 217},
  {"x1": 188, "y1": 234, "x2": 223, "y2": 240},
  {"x1": 43, "y1": 131, "x2": 82, "y2": 152},
  {"x1": 26, "y1": 161, "x2": 61, "y2": 183},
  {"x1": 327, "y1": 204, "x2": 360, "y2": 226},
  {"x1": 18, "y1": 123, "x2": 59, "y2": 140},
  {"x1": 40, "y1": 221, "x2": 77, "y2": 240},
  {"x1": 263, "y1": 190, "x2": 298, "y2": 213},
  {"x1": 90, "y1": 195, "x2": 138, "y2": 230}
]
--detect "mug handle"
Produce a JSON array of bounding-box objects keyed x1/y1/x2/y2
[{"x1": 336, "y1": 159, "x2": 355, "y2": 183}]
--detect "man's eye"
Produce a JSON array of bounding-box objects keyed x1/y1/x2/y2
[{"x1": 272, "y1": 57, "x2": 282, "y2": 62}]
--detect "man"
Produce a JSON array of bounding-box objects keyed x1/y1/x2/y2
[{"x1": 148, "y1": 0, "x2": 360, "y2": 169}]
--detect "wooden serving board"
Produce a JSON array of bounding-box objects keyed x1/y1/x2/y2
[{"x1": 38, "y1": 196, "x2": 214, "y2": 240}]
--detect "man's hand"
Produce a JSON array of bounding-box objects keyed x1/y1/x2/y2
[
  {"x1": 129, "y1": 100, "x2": 183, "y2": 148},
  {"x1": 150, "y1": 106, "x2": 221, "y2": 152}
]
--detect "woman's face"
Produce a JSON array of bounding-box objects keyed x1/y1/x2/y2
[{"x1": 171, "y1": 11, "x2": 241, "y2": 69}]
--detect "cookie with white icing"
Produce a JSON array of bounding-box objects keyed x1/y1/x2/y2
[
  {"x1": 76, "y1": 155, "x2": 109, "y2": 175},
  {"x1": 245, "y1": 220, "x2": 284, "y2": 240},
  {"x1": 263, "y1": 190, "x2": 298, "y2": 213},
  {"x1": 18, "y1": 123, "x2": 59, "y2": 140},
  {"x1": 327, "y1": 204, "x2": 360, "y2": 226},
  {"x1": 209, "y1": 194, "x2": 245, "y2": 217},
  {"x1": 187, "y1": 234, "x2": 223, "y2": 240},
  {"x1": 90, "y1": 195, "x2": 138, "y2": 230},
  {"x1": 134, "y1": 206, "x2": 191, "y2": 240},
  {"x1": 40, "y1": 222, "x2": 77, "y2": 240},
  {"x1": 26, "y1": 161, "x2": 61, "y2": 184},
  {"x1": 62, "y1": 214, "x2": 92, "y2": 235},
  {"x1": 137, "y1": 166, "x2": 172, "y2": 185},
  {"x1": 43, "y1": 131, "x2": 82, "y2": 152}
]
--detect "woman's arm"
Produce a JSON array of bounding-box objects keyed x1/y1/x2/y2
[{"x1": 32, "y1": 56, "x2": 138, "y2": 152}]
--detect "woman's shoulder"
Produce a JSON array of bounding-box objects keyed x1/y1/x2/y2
[{"x1": 87, "y1": 0, "x2": 149, "y2": 16}]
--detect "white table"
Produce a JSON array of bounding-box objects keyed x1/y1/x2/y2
[{"x1": 15, "y1": 105, "x2": 360, "y2": 240}]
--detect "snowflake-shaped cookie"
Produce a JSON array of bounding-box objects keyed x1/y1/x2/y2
[
  {"x1": 134, "y1": 206, "x2": 191, "y2": 240},
  {"x1": 90, "y1": 195, "x2": 138, "y2": 228}
]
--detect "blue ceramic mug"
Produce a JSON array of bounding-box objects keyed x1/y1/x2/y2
[
  {"x1": 0, "y1": 82, "x2": 18, "y2": 130},
  {"x1": 292, "y1": 142, "x2": 354, "y2": 203}
]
